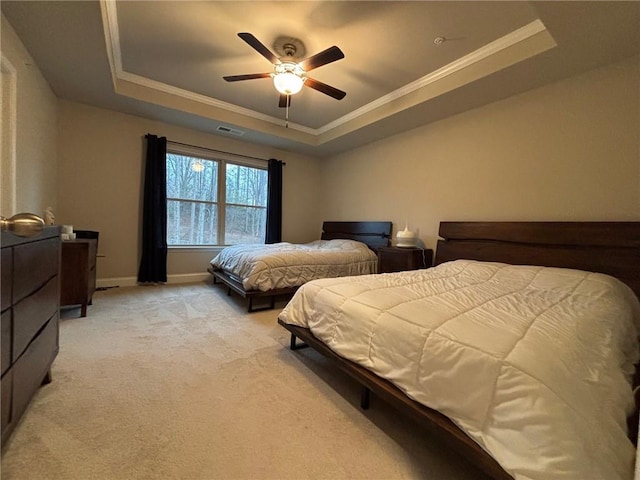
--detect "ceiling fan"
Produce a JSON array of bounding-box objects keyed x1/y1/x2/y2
[{"x1": 223, "y1": 32, "x2": 346, "y2": 108}]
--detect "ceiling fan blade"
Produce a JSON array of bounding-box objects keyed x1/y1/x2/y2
[
  {"x1": 238, "y1": 32, "x2": 279, "y2": 64},
  {"x1": 304, "y1": 77, "x2": 346, "y2": 100},
  {"x1": 300, "y1": 46, "x2": 344, "y2": 72},
  {"x1": 278, "y1": 94, "x2": 291, "y2": 108},
  {"x1": 223, "y1": 73, "x2": 271, "y2": 82}
]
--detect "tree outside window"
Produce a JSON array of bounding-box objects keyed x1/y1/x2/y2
[{"x1": 166, "y1": 152, "x2": 267, "y2": 246}]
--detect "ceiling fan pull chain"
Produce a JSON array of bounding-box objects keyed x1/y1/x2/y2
[{"x1": 285, "y1": 95, "x2": 290, "y2": 128}]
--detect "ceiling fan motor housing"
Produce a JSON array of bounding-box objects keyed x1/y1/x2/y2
[{"x1": 273, "y1": 36, "x2": 306, "y2": 59}]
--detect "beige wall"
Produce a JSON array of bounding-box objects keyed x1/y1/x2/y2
[
  {"x1": 57, "y1": 101, "x2": 322, "y2": 283},
  {"x1": 1, "y1": 15, "x2": 57, "y2": 217},
  {"x1": 319, "y1": 56, "x2": 640, "y2": 250}
]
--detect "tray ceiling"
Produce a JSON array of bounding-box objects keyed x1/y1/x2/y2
[{"x1": 2, "y1": 1, "x2": 639, "y2": 157}]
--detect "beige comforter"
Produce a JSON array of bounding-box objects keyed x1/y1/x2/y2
[
  {"x1": 279, "y1": 260, "x2": 640, "y2": 480},
  {"x1": 210, "y1": 239, "x2": 378, "y2": 291}
]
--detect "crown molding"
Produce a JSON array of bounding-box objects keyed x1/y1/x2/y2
[
  {"x1": 117, "y1": 70, "x2": 318, "y2": 135},
  {"x1": 317, "y1": 19, "x2": 552, "y2": 135}
]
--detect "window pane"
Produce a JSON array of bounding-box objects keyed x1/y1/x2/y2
[
  {"x1": 166, "y1": 151, "x2": 268, "y2": 247},
  {"x1": 167, "y1": 199, "x2": 217, "y2": 245},
  {"x1": 166, "y1": 154, "x2": 217, "y2": 202},
  {"x1": 226, "y1": 164, "x2": 267, "y2": 207},
  {"x1": 225, "y1": 205, "x2": 266, "y2": 244}
]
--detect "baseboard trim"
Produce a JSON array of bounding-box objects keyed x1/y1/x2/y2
[{"x1": 96, "y1": 273, "x2": 211, "y2": 288}]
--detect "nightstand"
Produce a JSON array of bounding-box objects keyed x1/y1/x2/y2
[
  {"x1": 377, "y1": 247, "x2": 433, "y2": 273},
  {"x1": 60, "y1": 238, "x2": 97, "y2": 317}
]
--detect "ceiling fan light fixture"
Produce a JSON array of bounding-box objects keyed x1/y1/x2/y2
[
  {"x1": 273, "y1": 73, "x2": 303, "y2": 95},
  {"x1": 273, "y1": 62, "x2": 305, "y2": 95},
  {"x1": 191, "y1": 159, "x2": 205, "y2": 172}
]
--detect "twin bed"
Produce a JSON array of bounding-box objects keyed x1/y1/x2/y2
[
  {"x1": 277, "y1": 221, "x2": 640, "y2": 480},
  {"x1": 208, "y1": 221, "x2": 392, "y2": 311}
]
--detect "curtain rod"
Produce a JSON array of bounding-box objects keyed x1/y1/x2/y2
[{"x1": 167, "y1": 140, "x2": 285, "y2": 165}]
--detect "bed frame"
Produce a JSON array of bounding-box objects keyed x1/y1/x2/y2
[
  {"x1": 278, "y1": 221, "x2": 640, "y2": 480},
  {"x1": 209, "y1": 221, "x2": 392, "y2": 312}
]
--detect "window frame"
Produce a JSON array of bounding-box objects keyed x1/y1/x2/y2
[{"x1": 166, "y1": 143, "x2": 268, "y2": 248}]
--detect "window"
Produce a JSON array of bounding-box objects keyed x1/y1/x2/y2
[{"x1": 166, "y1": 146, "x2": 268, "y2": 247}]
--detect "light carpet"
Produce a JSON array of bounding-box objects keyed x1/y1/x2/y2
[{"x1": 1, "y1": 281, "x2": 490, "y2": 480}]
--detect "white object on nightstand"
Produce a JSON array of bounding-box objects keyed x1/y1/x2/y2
[{"x1": 396, "y1": 223, "x2": 417, "y2": 248}]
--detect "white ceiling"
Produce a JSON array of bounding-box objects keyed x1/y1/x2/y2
[{"x1": 2, "y1": 1, "x2": 639, "y2": 157}]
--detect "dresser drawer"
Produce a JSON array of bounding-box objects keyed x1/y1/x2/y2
[
  {"x1": 12, "y1": 314, "x2": 58, "y2": 424},
  {"x1": 1, "y1": 248, "x2": 12, "y2": 312},
  {"x1": 13, "y1": 277, "x2": 59, "y2": 363},
  {"x1": 13, "y1": 238, "x2": 59, "y2": 304},
  {"x1": 1, "y1": 368, "x2": 13, "y2": 440},
  {"x1": 1, "y1": 310, "x2": 11, "y2": 376}
]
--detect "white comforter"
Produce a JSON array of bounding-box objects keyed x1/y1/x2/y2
[
  {"x1": 210, "y1": 239, "x2": 378, "y2": 291},
  {"x1": 278, "y1": 260, "x2": 640, "y2": 480}
]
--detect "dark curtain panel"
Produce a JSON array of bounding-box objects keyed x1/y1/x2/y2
[
  {"x1": 137, "y1": 134, "x2": 168, "y2": 283},
  {"x1": 265, "y1": 158, "x2": 283, "y2": 244}
]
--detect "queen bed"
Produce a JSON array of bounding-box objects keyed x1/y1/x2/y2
[
  {"x1": 208, "y1": 221, "x2": 392, "y2": 311},
  {"x1": 277, "y1": 221, "x2": 640, "y2": 480}
]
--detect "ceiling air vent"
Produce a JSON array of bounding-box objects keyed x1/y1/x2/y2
[{"x1": 216, "y1": 125, "x2": 245, "y2": 137}]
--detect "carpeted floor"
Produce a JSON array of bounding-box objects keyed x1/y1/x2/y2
[{"x1": 1, "y1": 281, "x2": 491, "y2": 479}]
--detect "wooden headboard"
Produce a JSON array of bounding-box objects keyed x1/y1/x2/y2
[
  {"x1": 321, "y1": 221, "x2": 392, "y2": 252},
  {"x1": 435, "y1": 222, "x2": 640, "y2": 299}
]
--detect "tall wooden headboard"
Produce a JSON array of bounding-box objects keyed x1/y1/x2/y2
[
  {"x1": 435, "y1": 222, "x2": 640, "y2": 299},
  {"x1": 321, "y1": 221, "x2": 392, "y2": 252}
]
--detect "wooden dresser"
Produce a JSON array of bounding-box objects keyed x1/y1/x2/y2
[
  {"x1": 1, "y1": 226, "x2": 61, "y2": 446},
  {"x1": 60, "y1": 237, "x2": 97, "y2": 317}
]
